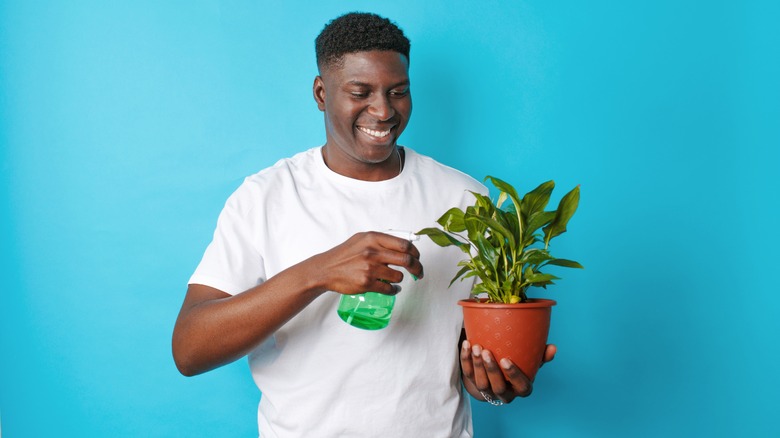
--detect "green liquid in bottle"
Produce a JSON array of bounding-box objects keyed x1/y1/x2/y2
[{"x1": 337, "y1": 292, "x2": 395, "y2": 330}]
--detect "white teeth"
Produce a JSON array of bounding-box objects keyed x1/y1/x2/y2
[{"x1": 358, "y1": 127, "x2": 391, "y2": 138}]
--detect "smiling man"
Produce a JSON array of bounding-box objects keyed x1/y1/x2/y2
[
  {"x1": 173, "y1": 12, "x2": 553, "y2": 437},
  {"x1": 315, "y1": 49, "x2": 411, "y2": 181}
]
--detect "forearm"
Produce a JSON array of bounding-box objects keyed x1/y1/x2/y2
[
  {"x1": 173, "y1": 231, "x2": 422, "y2": 376},
  {"x1": 172, "y1": 256, "x2": 328, "y2": 376}
]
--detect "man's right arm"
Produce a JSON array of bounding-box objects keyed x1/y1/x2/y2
[{"x1": 171, "y1": 231, "x2": 423, "y2": 376}]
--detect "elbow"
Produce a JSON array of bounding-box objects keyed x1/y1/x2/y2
[
  {"x1": 172, "y1": 330, "x2": 203, "y2": 377},
  {"x1": 173, "y1": 354, "x2": 199, "y2": 377},
  {"x1": 173, "y1": 348, "x2": 205, "y2": 377},
  {"x1": 172, "y1": 345, "x2": 196, "y2": 377}
]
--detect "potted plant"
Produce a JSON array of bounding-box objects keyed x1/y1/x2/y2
[{"x1": 416, "y1": 176, "x2": 582, "y2": 381}]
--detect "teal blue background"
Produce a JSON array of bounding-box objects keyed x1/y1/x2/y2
[{"x1": 2, "y1": 1, "x2": 778, "y2": 436}]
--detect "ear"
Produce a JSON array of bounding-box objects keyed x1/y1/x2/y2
[{"x1": 313, "y1": 76, "x2": 326, "y2": 111}]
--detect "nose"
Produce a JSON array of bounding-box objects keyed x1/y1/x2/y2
[{"x1": 367, "y1": 95, "x2": 395, "y2": 121}]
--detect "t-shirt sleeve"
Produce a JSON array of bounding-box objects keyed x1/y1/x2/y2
[{"x1": 188, "y1": 184, "x2": 266, "y2": 295}]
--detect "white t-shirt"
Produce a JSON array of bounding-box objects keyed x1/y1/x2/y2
[{"x1": 190, "y1": 146, "x2": 486, "y2": 438}]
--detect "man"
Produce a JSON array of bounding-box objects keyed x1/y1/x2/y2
[{"x1": 173, "y1": 12, "x2": 554, "y2": 437}]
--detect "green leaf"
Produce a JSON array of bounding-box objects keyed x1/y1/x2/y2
[
  {"x1": 485, "y1": 176, "x2": 524, "y2": 242},
  {"x1": 416, "y1": 228, "x2": 466, "y2": 249},
  {"x1": 522, "y1": 233, "x2": 542, "y2": 249},
  {"x1": 485, "y1": 176, "x2": 522, "y2": 211},
  {"x1": 543, "y1": 258, "x2": 584, "y2": 269},
  {"x1": 469, "y1": 191, "x2": 496, "y2": 215},
  {"x1": 496, "y1": 191, "x2": 508, "y2": 209},
  {"x1": 521, "y1": 180, "x2": 555, "y2": 218},
  {"x1": 525, "y1": 272, "x2": 560, "y2": 283},
  {"x1": 436, "y1": 207, "x2": 466, "y2": 232},
  {"x1": 464, "y1": 210, "x2": 487, "y2": 242},
  {"x1": 520, "y1": 248, "x2": 553, "y2": 265},
  {"x1": 501, "y1": 207, "x2": 521, "y2": 243},
  {"x1": 543, "y1": 185, "x2": 580, "y2": 247},
  {"x1": 471, "y1": 232, "x2": 498, "y2": 269},
  {"x1": 448, "y1": 265, "x2": 473, "y2": 287},
  {"x1": 471, "y1": 283, "x2": 491, "y2": 296},
  {"x1": 465, "y1": 214, "x2": 516, "y2": 251},
  {"x1": 526, "y1": 211, "x2": 556, "y2": 236},
  {"x1": 501, "y1": 278, "x2": 515, "y2": 297}
]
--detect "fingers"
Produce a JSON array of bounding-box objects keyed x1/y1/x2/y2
[
  {"x1": 541, "y1": 344, "x2": 557, "y2": 367},
  {"x1": 480, "y1": 350, "x2": 511, "y2": 402},
  {"x1": 348, "y1": 232, "x2": 423, "y2": 294},
  {"x1": 464, "y1": 342, "x2": 537, "y2": 402},
  {"x1": 373, "y1": 231, "x2": 421, "y2": 259},
  {"x1": 370, "y1": 232, "x2": 424, "y2": 279},
  {"x1": 363, "y1": 278, "x2": 401, "y2": 296},
  {"x1": 469, "y1": 344, "x2": 491, "y2": 395},
  {"x1": 460, "y1": 340, "x2": 475, "y2": 383},
  {"x1": 320, "y1": 231, "x2": 425, "y2": 295},
  {"x1": 498, "y1": 357, "x2": 533, "y2": 398}
]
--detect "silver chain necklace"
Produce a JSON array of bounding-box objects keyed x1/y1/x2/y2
[{"x1": 395, "y1": 147, "x2": 403, "y2": 176}]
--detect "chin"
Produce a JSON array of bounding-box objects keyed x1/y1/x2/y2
[{"x1": 357, "y1": 144, "x2": 397, "y2": 164}]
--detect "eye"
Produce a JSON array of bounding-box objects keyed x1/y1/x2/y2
[
  {"x1": 349, "y1": 89, "x2": 369, "y2": 98},
  {"x1": 389, "y1": 88, "x2": 409, "y2": 98}
]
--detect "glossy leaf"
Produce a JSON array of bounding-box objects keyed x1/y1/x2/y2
[
  {"x1": 485, "y1": 176, "x2": 522, "y2": 212},
  {"x1": 526, "y1": 211, "x2": 556, "y2": 236},
  {"x1": 464, "y1": 210, "x2": 487, "y2": 243},
  {"x1": 496, "y1": 191, "x2": 508, "y2": 209},
  {"x1": 520, "y1": 248, "x2": 554, "y2": 265},
  {"x1": 521, "y1": 180, "x2": 555, "y2": 219},
  {"x1": 485, "y1": 176, "x2": 524, "y2": 245},
  {"x1": 417, "y1": 176, "x2": 582, "y2": 304},
  {"x1": 469, "y1": 191, "x2": 495, "y2": 214},
  {"x1": 466, "y1": 213, "x2": 516, "y2": 251},
  {"x1": 436, "y1": 207, "x2": 466, "y2": 232},
  {"x1": 525, "y1": 272, "x2": 560, "y2": 283},
  {"x1": 449, "y1": 265, "x2": 473, "y2": 287},
  {"x1": 472, "y1": 233, "x2": 498, "y2": 269},
  {"x1": 416, "y1": 228, "x2": 465, "y2": 249},
  {"x1": 543, "y1": 185, "x2": 580, "y2": 246},
  {"x1": 543, "y1": 258, "x2": 584, "y2": 269}
]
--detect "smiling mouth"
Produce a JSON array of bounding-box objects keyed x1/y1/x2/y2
[{"x1": 357, "y1": 126, "x2": 392, "y2": 139}]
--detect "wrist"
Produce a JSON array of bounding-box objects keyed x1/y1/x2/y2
[{"x1": 296, "y1": 253, "x2": 331, "y2": 297}]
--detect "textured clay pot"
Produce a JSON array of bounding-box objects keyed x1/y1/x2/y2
[{"x1": 459, "y1": 298, "x2": 556, "y2": 382}]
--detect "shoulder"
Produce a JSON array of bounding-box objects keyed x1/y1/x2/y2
[
  {"x1": 405, "y1": 147, "x2": 487, "y2": 195},
  {"x1": 224, "y1": 147, "x2": 321, "y2": 209},
  {"x1": 245, "y1": 147, "x2": 319, "y2": 186}
]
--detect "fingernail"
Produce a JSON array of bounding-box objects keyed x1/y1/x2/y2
[
  {"x1": 472, "y1": 345, "x2": 482, "y2": 357},
  {"x1": 482, "y1": 352, "x2": 492, "y2": 364},
  {"x1": 500, "y1": 358, "x2": 512, "y2": 369},
  {"x1": 411, "y1": 274, "x2": 419, "y2": 281},
  {"x1": 462, "y1": 340, "x2": 470, "y2": 351}
]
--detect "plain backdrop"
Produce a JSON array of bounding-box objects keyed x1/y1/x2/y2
[{"x1": 1, "y1": 1, "x2": 778, "y2": 436}]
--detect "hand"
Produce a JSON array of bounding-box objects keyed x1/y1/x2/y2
[
  {"x1": 313, "y1": 231, "x2": 424, "y2": 296},
  {"x1": 460, "y1": 339, "x2": 556, "y2": 404}
]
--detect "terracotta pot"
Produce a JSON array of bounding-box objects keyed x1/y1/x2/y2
[{"x1": 459, "y1": 298, "x2": 556, "y2": 382}]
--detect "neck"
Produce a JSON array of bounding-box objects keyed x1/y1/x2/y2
[{"x1": 321, "y1": 145, "x2": 403, "y2": 181}]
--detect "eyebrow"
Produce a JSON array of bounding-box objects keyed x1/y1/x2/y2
[{"x1": 346, "y1": 80, "x2": 410, "y2": 88}]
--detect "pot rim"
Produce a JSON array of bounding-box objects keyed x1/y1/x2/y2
[{"x1": 458, "y1": 298, "x2": 557, "y2": 308}]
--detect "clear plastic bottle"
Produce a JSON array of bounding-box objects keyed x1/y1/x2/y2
[{"x1": 337, "y1": 230, "x2": 419, "y2": 330}]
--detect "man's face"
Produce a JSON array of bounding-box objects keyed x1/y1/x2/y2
[{"x1": 314, "y1": 50, "x2": 412, "y2": 178}]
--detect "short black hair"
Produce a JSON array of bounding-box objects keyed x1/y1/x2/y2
[{"x1": 315, "y1": 12, "x2": 410, "y2": 71}]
